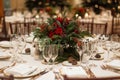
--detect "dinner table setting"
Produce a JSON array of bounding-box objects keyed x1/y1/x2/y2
[
  {"x1": 0, "y1": 33, "x2": 119, "y2": 80},
  {"x1": 0, "y1": 0, "x2": 120, "y2": 79}
]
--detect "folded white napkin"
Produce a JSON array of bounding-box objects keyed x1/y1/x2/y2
[
  {"x1": 0, "y1": 41, "x2": 11, "y2": 47},
  {"x1": 61, "y1": 66, "x2": 87, "y2": 78},
  {"x1": 0, "y1": 51, "x2": 11, "y2": 57},
  {"x1": 25, "y1": 36, "x2": 38, "y2": 43},
  {"x1": 97, "y1": 47, "x2": 105, "y2": 53},
  {"x1": 25, "y1": 37, "x2": 34, "y2": 43},
  {"x1": 83, "y1": 37, "x2": 95, "y2": 42},
  {"x1": 7, "y1": 64, "x2": 38, "y2": 76},
  {"x1": 107, "y1": 60, "x2": 120, "y2": 69},
  {"x1": 35, "y1": 71, "x2": 55, "y2": 80}
]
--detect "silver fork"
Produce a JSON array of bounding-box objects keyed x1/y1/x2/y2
[
  {"x1": 30, "y1": 68, "x2": 49, "y2": 80},
  {"x1": 86, "y1": 66, "x2": 96, "y2": 78},
  {"x1": 82, "y1": 65, "x2": 96, "y2": 78},
  {"x1": 53, "y1": 69, "x2": 63, "y2": 80}
]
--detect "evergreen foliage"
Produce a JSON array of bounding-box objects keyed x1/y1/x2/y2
[
  {"x1": 82, "y1": 0, "x2": 120, "y2": 14},
  {"x1": 25, "y1": 0, "x2": 70, "y2": 12}
]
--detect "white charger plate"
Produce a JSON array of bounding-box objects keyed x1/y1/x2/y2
[
  {"x1": 114, "y1": 51, "x2": 120, "y2": 58},
  {"x1": 0, "y1": 41, "x2": 11, "y2": 48},
  {"x1": 0, "y1": 52, "x2": 11, "y2": 60},
  {"x1": 4, "y1": 66, "x2": 45, "y2": 78},
  {"x1": 107, "y1": 60, "x2": 120, "y2": 70}
]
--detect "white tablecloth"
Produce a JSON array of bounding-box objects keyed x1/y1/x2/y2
[{"x1": 0, "y1": 41, "x2": 120, "y2": 80}]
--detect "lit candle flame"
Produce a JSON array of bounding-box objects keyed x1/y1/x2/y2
[{"x1": 36, "y1": 15, "x2": 39, "y2": 19}]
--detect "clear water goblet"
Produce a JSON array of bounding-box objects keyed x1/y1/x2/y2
[
  {"x1": 10, "y1": 35, "x2": 19, "y2": 63},
  {"x1": 10, "y1": 34, "x2": 26, "y2": 63},
  {"x1": 104, "y1": 43, "x2": 111, "y2": 63},
  {"x1": 42, "y1": 45, "x2": 52, "y2": 64},
  {"x1": 90, "y1": 41, "x2": 96, "y2": 59},
  {"x1": 89, "y1": 41, "x2": 97, "y2": 67},
  {"x1": 81, "y1": 41, "x2": 91, "y2": 65},
  {"x1": 51, "y1": 44, "x2": 59, "y2": 64},
  {"x1": 17, "y1": 35, "x2": 26, "y2": 54},
  {"x1": 76, "y1": 45, "x2": 83, "y2": 64}
]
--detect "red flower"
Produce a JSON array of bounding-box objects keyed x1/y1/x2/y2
[
  {"x1": 39, "y1": 23, "x2": 46, "y2": 32},
  {"x1": 45, "y1": 7, "x2": 52, "y2": 12},
  {"x1": 56, "y1": 17, "x2": 63, "y2": 23},
  {"x1": 54, "y1": 27, "x2": 63, "y2": 36},
  {"x1": 53, "y1": 22, "x2": 60, "y2": 27},
  {"x1": 73, "y1": 37, "x2": 82, "y2": 47},
  {"x1": 77, "y1": 41, "x2": 82, "y2": 47},
  {"x1": 74, "y1": 29, "x2": 79, "y2": 34},
  {"x1": 73, "y1": 37, "x2": 78, "y2": 43},
  {"x1": 64, "y1": 18, "x2": 70, "y2": 25},
  {"x1": 48, "y1": 31, "x2": 54, "y2": 39},
  {"x1": 79, "y1": 8, "x2": 85, "y2": 13}
]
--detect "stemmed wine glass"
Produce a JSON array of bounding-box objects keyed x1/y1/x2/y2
[
  {"x1": 76, "y1": 45, "x2": 83, "y2": 64},
  {"x1": 81, "y1": 40, "x2": 91, "y2": 65},
  {"x1": 42, "y1": 45, "x2": 52, "y2": 65},
  {"x1": 10, "y1": 34, "x2": 26, "y2": 63},
  {"x1": 90, "y1": 41, "x2": 96, "y2": 60},
  {"x1": 89, "y1": 41, "x2": 97, "y2": 67},
  {"x1": 51, "y1": 44, "x2": 59, "y2": 64},
  {"x1": 103, "y1": 35, "x2": 113, "y2": 63},
  {"x1": 10, "y1": 34, "x2": 20, "y2": 63},
  {"x1": 104, "y1": 43, "x2": 111, "y2": 63},
  {"x1": 17, "y1": 35, "x2": 26, "y2": 54}
]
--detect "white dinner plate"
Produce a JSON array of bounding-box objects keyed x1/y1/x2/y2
[
  {"x1": 93, "y1": 54, "x2": 104, "y2": 60},
  {"x1": 0, "y1": 56, "x2": 11, "y2": 60},
  {"x1": 115, "y1": 54, "x2": 120, "y2": 58},
  {"x1": 93, "y1": 57, "x2": 104, "y2": 60},
  {"x1": 107, "y1": 60, "x2": 120, "y2": 70},
  {"x1": 4, "y1": 66, "x2": 45, "y2": 78},
  {"x1": 25, "y1": 37, "x2": 34, "y2": 43},
  {"x1": 62, "y1": 61, "x2": 81, "y2": 66},
  {"x1": 0, "y1": 52, "x2": 11, "y2": 60},
  {"x1": 0, "y1": 41, "x2": 11, "y2": 48},
  {"x1": 114, "y1": 51, "x2": 120, "y2": 58}
]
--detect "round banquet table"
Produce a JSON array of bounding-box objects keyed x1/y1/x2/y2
[{"x1": 0, "y1": 40, "x2": 120, "y2": 80}]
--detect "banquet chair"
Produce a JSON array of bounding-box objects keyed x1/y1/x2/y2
[
  {"x1": 24, "y1": 17, "x2": 36, "y2": 24},
  {"x1": 0, "y1": 0, "x2": 10, "y2": 41},
  {"x1": 112, "y1": 16, "x2": 120, "y2": 35},
  {"x1": 0, "y1": 16, "x2": 10, "y2": 41},
  {"x1": 63, "y1": 75, "x2": 120, "y2": 80},
  {"x1": 0, "y1": 75, "x2": 14, "y2": 80},
  {"x1": 9, "y1": 21, "x2": 35, "y2": 35},
  {"x1": 93, "y1": 22, "x2": 108, "y2": 35},
  {"x1": 79, "y1": 18, "x2": 94, "y2": 34},
  {"x1": 24, "y1": 17, "x2": 37, "y2": 31}
]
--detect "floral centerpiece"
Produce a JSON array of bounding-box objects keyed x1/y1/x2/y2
[
  {"x1": 74, "y1": 7, "x2": 86, "y2": 18},
  {"x1": 33, "y1": 16, "x2": 90, "y2": 62}
]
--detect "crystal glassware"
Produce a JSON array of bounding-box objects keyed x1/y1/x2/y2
[
  {"x1": 104, "y1": 43, "x2": 111, "y2": 63},
  {"x1": 76, "y1": 45, "x2": 83, "y2": 64},
  {"x1": 42, "y1": 45, "x2": 52, "y2": 64},
  {"x1": 81, "y1": 41, "x2": 91, "y2": 64},
  {"x1": 51, "y1": 44, "x2": 59, "y2": 64}
]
